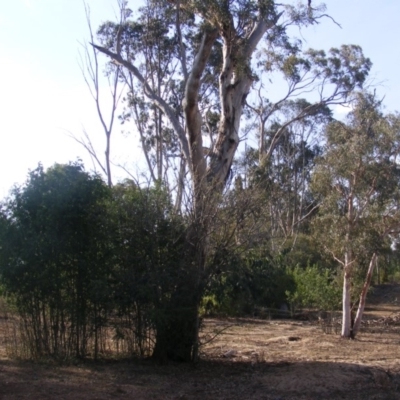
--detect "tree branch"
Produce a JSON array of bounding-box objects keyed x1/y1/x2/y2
[
  {"x1": 183, "y1": 28, "x2": 219, "y2": 182},
  {"x1": 91, "y1": 43, "x2": 191, "y2": 164},
  {"x1": 244, "y1": 12, "x2": 283, "y2": 58}
]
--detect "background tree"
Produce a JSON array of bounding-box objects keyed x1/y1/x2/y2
[
  {"x1": 253, "y1": 44, "x2": 370, "y2": 163},
  {"x1": 312, "y1": 92, "x2": 400, "y2": 338}
]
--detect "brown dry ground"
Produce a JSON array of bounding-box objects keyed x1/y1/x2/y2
[{"x1": 1, "y1": 284, "x2": 400, "y2": 400}]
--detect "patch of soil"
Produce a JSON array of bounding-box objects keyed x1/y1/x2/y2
[{"x1": 1, "y1": 286, "x2": 400, "y2": 400}]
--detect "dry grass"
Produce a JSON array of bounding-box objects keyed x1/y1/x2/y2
[{"x1": 1, "y1": 284, "x2": 400, "y2": 399}]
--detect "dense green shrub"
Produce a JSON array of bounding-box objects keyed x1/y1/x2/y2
[
  {"x1": 286, "y1": 265, "x2": 341, "y2": 312},
  {"x1": 0, "y1": 168, "x2": 187, "y2": 360},
  {"x1": 109, "y1": 180, "x2": 186, "y2": 357},
  {"x1": 0, "y1": 162, "x2": 113, "y2": 359},
  {"x1": 204, "y1": 253, "x2": 295, "y2": 316}
]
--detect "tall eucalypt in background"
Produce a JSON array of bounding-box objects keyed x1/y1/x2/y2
[
  {"x1": 312, "y1": 92, "x2": 400, "y2": 338},
  {"x1": 90, "y1": 0, "x2": 371, "y2": 361}
]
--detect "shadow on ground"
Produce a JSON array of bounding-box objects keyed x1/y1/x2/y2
[{"x1": 0, "y1": 357, "x2": 399, "y2": 400}]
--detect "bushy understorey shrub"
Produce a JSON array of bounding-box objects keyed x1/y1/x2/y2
[
  {"x1": 0, "y1": 164, "x2": 186, "y2": 360},
  {"x1": 203, "y1": 253, "x2": 295, "y2": 316},
  {"x1": 286, "y1": 265, "x2": 341, "y2": 313}
]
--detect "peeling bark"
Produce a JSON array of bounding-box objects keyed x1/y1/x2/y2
[{"x1": 183, "y1": 28, "x2": 218, "y2": 196}]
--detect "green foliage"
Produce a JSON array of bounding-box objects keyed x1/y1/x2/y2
[
  {"x1": 279, "y1": 234, "x2": 335, "y2": 271},
  {"x1": 204, "y1": 252, "x2": 295, "y2": 315},
  {"x1": 287, "y1": 265, "x2": 341, "y2": 312},
  {"x1": 386, "y1": 264, "x2": 400, "y2": 283},
  {"x1": 312, "y1": 92, "x2": 400, "y2": 269},
  {"x1": 0, "y1": 162, "x2": 112, "y2": 359},
  {"x1": 0, "y1": 165, "x2": 188, "y2": 360},
  {"x1": 109, "y1": 180, "x2": 186, "y2": 356}
]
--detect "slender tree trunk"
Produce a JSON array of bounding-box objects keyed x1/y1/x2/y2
[
  {"x1": 341, "y1": 270, "x2": 352, "y2": 337},
  {"x1": 376, "y1": 257, "x2": 380, "y2": 285},
  {"x1": 352, "y1": 253, "x2": 377, "y2": 337},
  {"x1": 341, "y1": 257, "x2": 352, "y2": 338},
  {"x1": 105, "y1": 132, "x2": 112, "y2": 187},
  {"x1": 175, "y1": 158, "x2": 186, "y2": 212},
  {"x1": 342, "y1": 192, "x2": 355, "y2": 338}
]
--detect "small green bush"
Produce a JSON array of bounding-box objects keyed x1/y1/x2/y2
[
  {"x1": 204, "y1": 254, "x2": 295, "y2": 316},
  {"x1": 286, "y1": 265, "x2": 341, "y2": 312}
]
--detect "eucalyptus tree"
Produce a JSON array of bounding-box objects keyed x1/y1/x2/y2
[
  {"x1": 239, "y1": 43, "x2": 371, "y2": 252},
  {"x1": 89, "y1": 0, "x2": 371, "y2": 361},
  {"x1": 312, "y1": 92, "x2": 400, "y2": 338},
  {"x1": 240, "y1": 115, "x2": 323, "y2": 256},
  {"x1": 252, "y1": 45, "x2": 371, "y2": 164},
  {"x1": 266, "y1": 128, "x2": 320, "y2": 239},
  {"x1": 100, "y1": 0, "x2": 185, "y2": 188}
]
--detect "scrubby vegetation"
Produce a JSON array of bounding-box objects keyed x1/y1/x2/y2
[
  {"x1": 1, "y1": 159, "x2": 400, "y2": 361},
  {"x1": 2, "y1": 0, "x2": 400, "y2": 364}
]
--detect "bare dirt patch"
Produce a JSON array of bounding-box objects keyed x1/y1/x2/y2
[{"x1": 1, "y1": 285, "x2": 400, "y2": 400}]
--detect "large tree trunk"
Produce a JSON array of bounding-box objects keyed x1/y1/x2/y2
[
  {"x1": 152, "y1": 222, "x2": 206, "y2": 362},
  {"x1": 152, "y1": 25, "x2": 256, "y2": 362},
  {"x1": 352, "y1": 253, "x2": 377, "y2": 337},
  {"x1": 152, "y1": 283, "x2": 200, "y2": 362}
]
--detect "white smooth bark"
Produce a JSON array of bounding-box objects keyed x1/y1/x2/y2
[
  {"x1": 341, "y1": 266, "x2": 352, "y2": 338},
  {"x1": 92, "y1": 8, "x2": 283, "y2": 197}
]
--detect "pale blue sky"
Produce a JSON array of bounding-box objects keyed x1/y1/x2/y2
[{"x1": 1, "y1": 1, "x2": 399, "y2": 196}]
